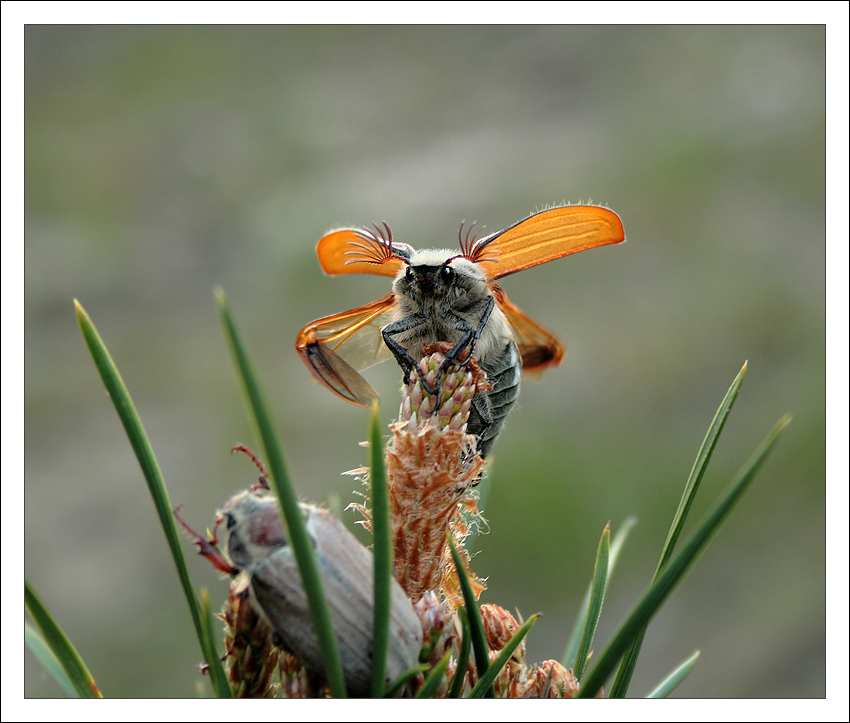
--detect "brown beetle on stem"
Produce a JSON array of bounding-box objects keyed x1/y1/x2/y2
[{"x1": 296, "y1": 205, "x2": 624, "y2": 457}]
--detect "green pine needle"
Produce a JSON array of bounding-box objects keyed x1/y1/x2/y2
[
  {"x1": 448, "y1": 536, "x2": 494, "y2": 697},
  {"x1": 74, "y1": 299, "x2": 230, "y2": 697},
  {"x1": 448, "y1": 606, "x2": 472, "y2": 698},
  {"x1": 25, "y1": 581, "x2": 101, "y2": 698},
  {"x1": 563, "y1": 517, "x2": 636, "y2": 669},
  {"x1": 415, "y1": 652, "x2": 453, "y2": 698},
  {"x1": 573, "y1": 524, "x2": 610, "y2": 681},
  {"x1": 610, "y1": 362, "x2": 747, "y2": 697},
  {"x1": 368, "y1": 402, "x2": 393, "y2": 697},
  {"x1": 215, "y1": 289, "x2": 347, "y2": 698},
  {"x1": 646, "y1": 650, "x2": 700, "y2": 698},
  {"x1": 468, "y1": 614, "x2": 539, "y2": 698},
  {"x1": 578, "y1": 413, "x2": 790, "y2": 697}
]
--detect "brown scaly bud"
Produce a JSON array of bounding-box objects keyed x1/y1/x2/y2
[
  {"x1": 414, "y1": 590, "x2": 454, "y2": 667},
  {"x1": 278, "y1": 650, "x2": 326, "y2": 699},
  {"x1": 527, "y1": 660, "x2": 580, "y2": 698},
  {"x1": 409, "y1": 591, "x2": 456, "y2": 698},
  {"x1": 480, "y1": 604, "x2": 531, "y2": 698},
  {"x1": 221, "y1": 579, "x2": 279, "y2": 698},
  {"x1": 480, "y1": 603, "x2": 526, "y2": 661}
]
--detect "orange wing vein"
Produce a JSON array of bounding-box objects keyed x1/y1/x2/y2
[{"x1": 472, "y1": 205, "x2": 624, "y2": 280}]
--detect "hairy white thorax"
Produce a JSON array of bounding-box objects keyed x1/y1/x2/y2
[{"x1": 389, "y1": 248, "x2": 514, "y2": 364}]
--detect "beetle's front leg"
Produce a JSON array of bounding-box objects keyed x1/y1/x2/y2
[
  {"x1": 438, "y1": 295, "x2": 495, "y2": 378},
  {"x1": 381, "y1": 315, "x2": 438, "y2": 393},
  {"x1": 465, "y1": 295, "x2": 495, "y2": 364}
]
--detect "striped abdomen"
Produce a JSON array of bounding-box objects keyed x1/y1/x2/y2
[{"x1": 468, "y1": 338, "x2": 522, "y2": 457}]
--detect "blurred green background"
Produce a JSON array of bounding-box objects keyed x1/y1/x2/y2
[{"x1": 24, "y1": 26, "x2": 824, "y2": 698}]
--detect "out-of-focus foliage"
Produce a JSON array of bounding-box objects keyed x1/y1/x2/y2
[{"x1": 24, "y1": 26, "x2": 824, "y2": 697}]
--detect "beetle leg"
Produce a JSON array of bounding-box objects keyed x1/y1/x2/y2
[
  {"x1": 466, "y1": 295, "x2": 495, "y2": 363},
  {"x1": 437, "y1": 294, "x2": 495, "y2": 378},
  {"x1": 382, "y1": 315, "x2": 438, "y2": 392}
]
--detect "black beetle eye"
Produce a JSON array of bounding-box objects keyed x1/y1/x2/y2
[
  {"x1": 405, "y1": 267, "x2": 415, "y2": 282},
  {"x1": 225, "y1": 513, "x2": 237, "y2": 529},
  {"x1": 440, "y1": 265, "x2": 455, "y2": 282}
]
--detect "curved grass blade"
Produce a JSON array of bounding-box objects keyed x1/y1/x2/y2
[
  {"x1": 448, "y1": 605, "x2": 472, "y2": 698},
  {"x1": 25, "y1": 623, "x2": 77, "y2": 698},
  {"x1": 74, "y1": 300, "x2": 230, "y2": 697},
  {"x1": 368, "y1": 402, "x2": 392, "y2": 697},
  {"x1": 198, "y1": 589, "x2": 225, "y2": 692},
  {"x1": 658, "y1": 361, "x2": 748, "y2": 573},
  {"x1": 646, "y1": 650, "x2": 700, "y2": 698},
  {"x1": 539, "y1": 665, "x2": 554, "y2": 698},
  {"x1": 415, "y1": 652, "x2": 453, "y2": 698},
  {"x1": 468, "y1": 614, "x2": 539, "y2": 699},
  {"x1": 610, "y1": 362, "x2": 748, "y2": 697},
  {"x1": 563, "y1": 517, "x2": 636, "y2": 668},
  {"x1": 578, "y1": 414, "x2": 790, "y2": 698},
  {"x1": 573, "y1": 524, "x2": 610, "y2": 681},
  {"x1": 384, "y1": 665, "x2": 426, "y2": 698},
  {"x1": 448, "y1": 536, "x2": 493, "y2": 697},
  {"x1": 215, "y1": 289, "x2": 346, "y2": 698},
  {"x1": 25, "y1": 579, "x2": 102, "y2": 698}
]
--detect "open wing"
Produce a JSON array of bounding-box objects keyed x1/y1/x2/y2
[
  {"x1": 491, "y1": 285, "x2": 564, "y2": 372},
  {"x1": 472, "y1": 205, "x2": 624, "y2": 280},
  {"x1": 316, "y1": 226, "x2": 409, "y2": 278},
  {"x1": 295, "y1": 293, "x2": 396, "y2": 407}
]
